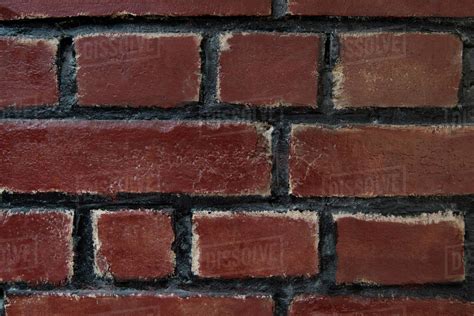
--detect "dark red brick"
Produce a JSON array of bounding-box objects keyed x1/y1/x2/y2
[
  {"x1": 0, "y1": 0, "x2": 271, "y2": 20},
  {"x1": 6, "y1": 293, "x2": 274, "y2": 315},
  {"x1": 335, "y1": 212, "x2": 465, "y2": 285},
  {"x1": 288, "y1": 0, "x2": 474, "y2": 17},
  {"x1": 192, "y1": 211, "x2": 319, "y2": 278},
  {"x1": 289, "y1": 296, "x2": 474, "y2": 316},
  {"x1": 75, "y1": 34, "x2": 201, "y2": 108},
  {"x1": 0, "y1": 120, "x2": 272, "y2": 196},
  {"x1": 289, "y1": 125, "x2": 474, "y2": 197},
  {"x1": 92, "y1": 209, "x2": 175, "y2": 281},
  {"x1": 0, "y1": 210, "x2": 73, "y2": 285},
  {"x1": 0, "y1": 37, "x2": 58, "y2": 108},
  {"x1": 218, "y1": 33, "x2": 321, "y2": 107},
  {"x1": 333, "y1": 33, "x2": 462, "y2": 108}
]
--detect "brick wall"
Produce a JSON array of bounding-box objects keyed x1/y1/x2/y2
[{"x1": 0, "y1": 1, "x2": 473, "y2": 315}]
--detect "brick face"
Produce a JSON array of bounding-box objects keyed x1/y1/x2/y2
[
  {"x1": 75, "y1": 34, "x2": 201, "y2": 108},
  {"x1": 0, "y1": 0, "x2": 271, "y2": 20},
  {"x1": 289, "y1": 125, "x2": 474, "y2": 197},
  {"x1": 5, "y1": 293, "x2": 274, "y2": 316},
  {"x1": 192, "y1": 211, "x2": 319, "y2": 278},
  {"x1": 289, "y1": 296, "x2": 474, "y2": 316},
  {"x1": 0, "y1": 210, "x2": 73, "y2": 285},
  {"x1": 0, "y1": 37, "x2": 58, "y2": 109},
  {"x1": 0, "y1": 120, "x2": 272, "y2": 196},
  {"x1": 335, "y1": 212, "x2": 465, "y2": 285},
  {"x1": 92, "y1": 210, "x2": 175, "y2": 281},
  {"x1": 334, "y1": 33, "x2": 462, "y2": 108},
  {"x1": 218, "y1": 33, "x2": 321, "y2": 107},
  {"x1": 288, "y1": 0, "x2": 474, "y2": 17}
]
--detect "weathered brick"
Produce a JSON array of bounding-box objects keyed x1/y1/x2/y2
[
  {"x1": 0, "y1": 0, "x2": 271, "y2": 20},
  {"x1": 289, "y1": 125, "x2": 474, "y2": 197},
  {"x1": 218, "y1": 33, "x2": 321, "y2": 107},
  {"x1": 0, "y1": 210, "x2": 73, "y2": 285},
  {"x1": 289, "y1": 296, "x2": 474, "y2": 316},
  {"x1": 0, "y1": 120, "x2": 272, "y2": 196},
  {"x1": 0, "y1": 37, "x2": 58, "y2": 108},
  {"x1": 192, "y1": 211, "x2": 319, "y2": 278},
  {"x1": 288, "y1": 0, "x2": 474, "y2": 17},
  {"x1": 335, "y1": 212, "x2": 465, "y2": 285},
  {"x1": 333, "y1": 33, "x2": 462, "y2": 108},
  {"x1": 92, "y1": 209, "x2": 175, "y2": 281},
  {"x1": 75, "y1": 34, "x2": 201, "y2": 108},
  {"x1": 6, "y1": 293, "x2": 274, "y2": 315}
]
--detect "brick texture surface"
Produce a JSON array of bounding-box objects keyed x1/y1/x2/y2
[
  {"x1": 0, "y1": 37, "x2": 58, "y2": 108},
  {"x1": 75, "y1": 34, "x2": 201, "y2": 108},
  {"x1": 92, "y1": 209, "x2": 175, "y2": 281},
  {"x1": 0, "y1": 120, "x2": 272, "y2": 196},
  {"x1": 335, "y1": 212, "x2": 465, "y2": 285},
  {"x1": 0, "y1": 0, "x2": 271, "y2": 20},
  {"x1": 289, "y1": 296, "x2": 474, "y2": 315},
  {"x1": 288, "y1": 0, "x2": 474, "y2": 17},
  {"x1": 192, "y1": 211, "x2": 319, "y2": 278},
  {"x1": 289, "y1": 125, "x2": 474, "y2": 197},
  {"x1": 218, "y1": 33, "x2": 321, "y2": 107},
  {"x1": 5, "y1": 293, "x2": 274, "y2": 315},
  {"x1": 334, "y1": 33, "x2": 462, "y2": 108},
  {"x1": 0, "y1": 210, "x2": 73, "y2": 285}
]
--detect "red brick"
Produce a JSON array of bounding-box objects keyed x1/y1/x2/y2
[
  {"x1": 288, "y1": 0, "x2": 474, "y2": 17},
  {"x1": 218, "y1": 33, "x2": 321, "y2": 107},
  {"x1": 192, "y1": 211, "x2": 319, "y2": 278},
  {"x1": 6, "y1": 293, "x2": 274, "y2": 315},
  {"x1": 0, "y1": 37, "x2": 58, "y2": 108},
  {"x1": 289, "y1": 125, "x2": 474, "y2": 197},
  {"x1": 0, "y1": 0, "x2": 271, "y2": 20},
  {"x1": 75, "y1": 34, "x2": 201, "y2": 108},
  {"x1": 335, "y1": 212, "x2": 465, "y2": 285},
  {"x1": 289, "y1": 296, "x2": 474, "y2": 316},
  {"x1": 333, "y1": 33, "x2": 462, "y2": 108},
  {"x1": 0, "y1": 210, "x2": 73, "y2": 285},
  {"x1": 0, "y1": 120, "x2": 272, "y2": 196},
  {"x1": 92, "y1": 209, "x2": 175, "y2": 281}
]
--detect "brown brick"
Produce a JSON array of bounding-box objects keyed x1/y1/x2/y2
[
  {"x1": 0, "y1": 0, "x2": 271, "y2": 20},
  {"x1": 192, "y1": 211, "x2": 319, "y2": 278},
  {"x1": 288, "y1": 0, "x2": 474, "y2": 17},
  {"x1": 0, "y1": 120, "x2": 272, "y2": 196},
  {"x1": 333, "y1": 33, "x2": 462, "y2": 108},
  {"x1": 289, "y1": 125, "x2": 474, "y2": 197},
  {"x1": 0, "y1": 37, "x2": 58, "y2": 108},
  {"x1": 218, "y1": 33, "x2": 321, "y2": 107},
  {"x1": 75, "y1": 34, "x2": 201, "y2": 108},
  {"x1": 0, "y1": 210, "x2": 73, "y2": 285},
  {"x1": 289, "y1": 296, "x2": 474, "y2": 316},
  {"x1": 92, "y1": 210, "x2": 175, "y2": 281},
  {"x1": 6, "y1": 293, "x2": 274, "y2": 315},
  {"x1": 335, "y1": 212, "x2": 465, "y2": 285}
]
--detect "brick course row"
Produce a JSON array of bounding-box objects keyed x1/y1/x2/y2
[
  {"x1": 0, "y1": 32, "x2": 463, "y2": 109},
  {"x1": 0, "y1": 209, "x2": 464, "y2": 285}
]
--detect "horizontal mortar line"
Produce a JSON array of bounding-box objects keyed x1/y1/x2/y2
[
  {"x1": 1, "y1": 282, "x2": 468, "y2": 299},
  {"x1": 1, "y1": 195, "x2": 473, "y2": 210}
]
